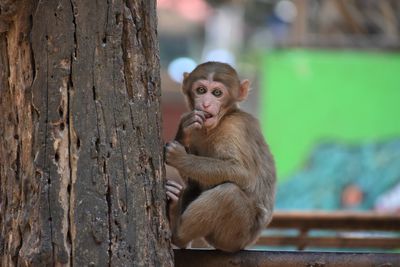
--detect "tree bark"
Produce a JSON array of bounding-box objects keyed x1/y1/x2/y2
[{"x1": 0, "y1": 0, "x2": 173, "y2": 266}]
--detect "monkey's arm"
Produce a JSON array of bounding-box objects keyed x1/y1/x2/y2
[
  {"x1": 179, "y1": 155, "x2": 255, "y2": 190},
  {"x1": 165, "y1": 141, "x2": 255, "y2": 191}
]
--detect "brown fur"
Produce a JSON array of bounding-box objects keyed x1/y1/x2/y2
[{"x1": 165, "y1": 61, "x2": 276, "y2": 252}]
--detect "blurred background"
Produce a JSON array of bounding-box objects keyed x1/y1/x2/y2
[{"x1": 158, "y1": 0, "x2": 400, "y2": 213}]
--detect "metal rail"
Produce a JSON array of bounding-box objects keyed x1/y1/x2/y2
[{"x1": 174, "y1": 249, "x2": 400, "y2": 267}]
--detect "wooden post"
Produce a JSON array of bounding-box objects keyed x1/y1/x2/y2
[{"x1": 0, "y1": 1, "x2": 173, "y2": 266}]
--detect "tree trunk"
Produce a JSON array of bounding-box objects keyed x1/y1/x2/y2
[{"x1": 0, "y1": 0, "x2": 173, "y2": 266}]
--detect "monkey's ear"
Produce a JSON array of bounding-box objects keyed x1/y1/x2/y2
[
  {"x1": 181, "y1": 72, "x2": 190, "y2": 92},
  {"x1": 237, "y1": 79, "x2": 250, "y2": 101},
  {"x1": 181, "y1": 72, "x2": 190, "y2": 93}
]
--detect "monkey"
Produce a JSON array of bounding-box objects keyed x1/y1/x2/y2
[{"x1": 165, "y1": 61, "x2": 276, "y2": 253}]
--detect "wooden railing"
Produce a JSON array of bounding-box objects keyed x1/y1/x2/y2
[{"x1": 258, "y1": 211, "x2": 400, "y2": 250}]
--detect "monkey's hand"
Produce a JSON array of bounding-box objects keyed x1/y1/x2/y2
[
  {"x1": 177, "y1": 110, "x2": 205, "y2": 145},
  {"x1": 165, "y1": 180, "x2": 183, "y2": 203},
  {"x1": 166, "y1": 179, "x2": 183, "y2": 230},
  {"x1": 165, "y1": 141, "x2": 187, "y2": 168},
  {"x1": 181, "y1": 110, "x2": 206, "y2": 132}
]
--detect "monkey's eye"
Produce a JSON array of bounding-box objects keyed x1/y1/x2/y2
[
  {"x1": 212, "y1": 89, "x2": 223, "y2": 97},
  {"x1": 196, "y1": 87, "x2": 207, "y2": 94}
]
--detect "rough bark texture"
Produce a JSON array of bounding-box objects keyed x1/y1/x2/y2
[{"x1": 0, "y1": 0, "x2": 173, "y2": 266}]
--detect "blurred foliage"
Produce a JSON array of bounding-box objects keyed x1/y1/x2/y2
[{"x1": 276, "y1": 139, "x2": 400, "y2": 210}]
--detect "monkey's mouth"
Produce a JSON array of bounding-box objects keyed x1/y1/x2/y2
[{"x1": 204, "y1": 112, "x2": 213, "y2": 119}]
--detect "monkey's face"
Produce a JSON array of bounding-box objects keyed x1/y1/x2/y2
[{"x1": 191, "y1": 79, "x2": 230, "y2": 130}]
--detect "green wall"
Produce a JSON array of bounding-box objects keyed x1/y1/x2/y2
[{"x1": 261, "y1": 50, "x2": 400, "y2": 181}]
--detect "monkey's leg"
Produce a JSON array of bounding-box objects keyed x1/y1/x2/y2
[{"x1": 172, "y1": 183, "x2": 256, "y2": 252}]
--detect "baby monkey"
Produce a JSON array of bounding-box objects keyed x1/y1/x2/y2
[{"x1": 165, "y1": 61, "x2": 276, "y2": 252}]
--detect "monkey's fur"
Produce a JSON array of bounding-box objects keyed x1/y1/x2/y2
[{"x1": 165, "y1": 61, "x2": 276, "y2": 252}]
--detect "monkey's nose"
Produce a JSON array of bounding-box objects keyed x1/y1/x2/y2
[{"x1": 202, "y1": 102, "x2": 211, "y2": 109}]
